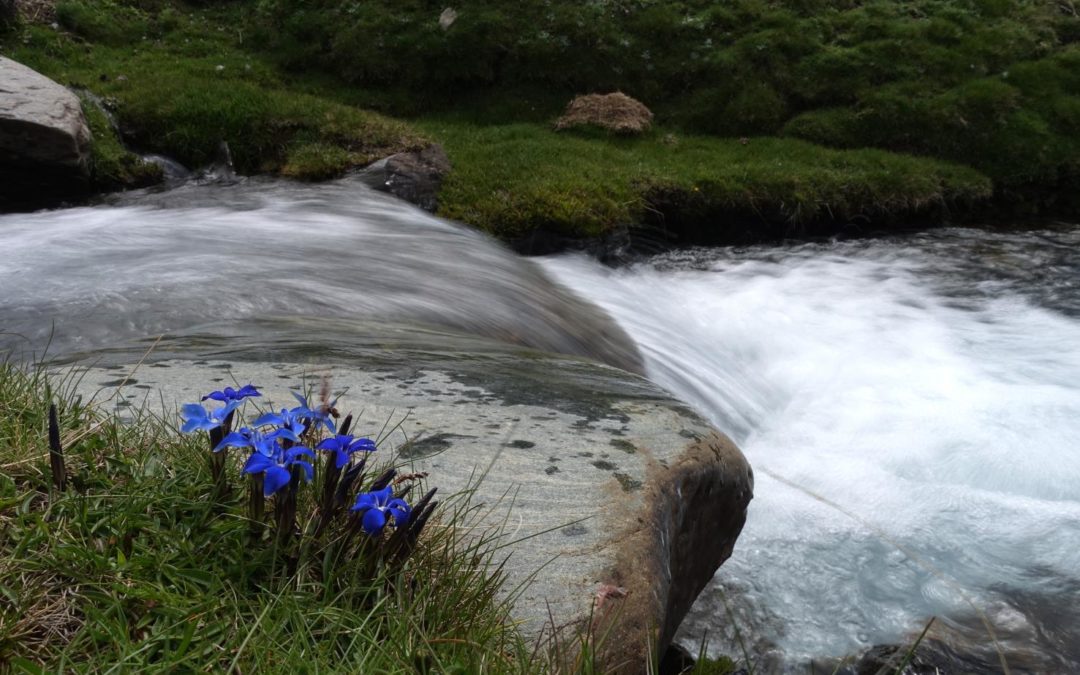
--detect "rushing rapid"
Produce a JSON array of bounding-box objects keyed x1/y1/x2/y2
[
  {"x1": 2, "y1": 176, "x2": 1078, "y2": 670},
  {"x1": 541, "y1": 230, "x2": 1080, "y2": 671}
]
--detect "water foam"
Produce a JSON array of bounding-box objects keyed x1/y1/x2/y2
[{"x1": 541, "y1": 233, "x2": 1080, "y2": 668}]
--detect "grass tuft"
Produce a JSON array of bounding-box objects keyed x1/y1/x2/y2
[{"x1": 0, "y1": 364, "x2": 531, "y2": 672}]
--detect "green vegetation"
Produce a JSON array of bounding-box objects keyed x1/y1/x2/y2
[
  {"x1": 422, "y1": 119, "x2": 991, "y2": 240},
  {"x1": 256, "y1": 0, "x2": 1080, "y2": 177},
  {"x1": 256, "y1": 0, "x2": 1080, "y2": 228},
  {"x1": 3, "y1": 3, "x2": 424, "y2": 185},
  {"x1": 0, "y1": 364, "x2": 531, "y2": 672},
  {"x1": 80, "y1": 95, "x2": 163, "y2": 190},
  {"x1": 4, "y1": 0, "x2": 1077, "y2": 239}
]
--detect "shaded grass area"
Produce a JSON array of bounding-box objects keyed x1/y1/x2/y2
[
  {"x1": 0, "y1": 2, "x2": 424, "y2": 186},
  {"x1": 256, "y1": 0, "x2": 1080, "y2": 199},
  {"x1": 420, "y1": 120, "x2": 992, "y2": 243},
  {"x1": 0, "y1": 364, "x2": 531, "y2": 672}
]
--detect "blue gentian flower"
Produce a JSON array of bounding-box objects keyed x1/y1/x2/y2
[
  {"x1": 290, "y1": 391, "x2": 337, "y2": 433},
  {"x1": 180, "y1": 400, "x2": 240, "y2": 434},
  {"x1": 213, "y1": 426, "x2": 280, "y2": 455},
  {"x1": 315, "y1": 434, "x2": 377, "y2": 469},
  {"x1": 253, "y1": 408, "x2": 307, "y2": 439},
  {"x1": 243, "y1": 446, "x2": 315, "y2": 497},
  {"x1": 201, "y1": 385, "x2": 261, "y2": 402},
  {"x1": 351, "y1": 486, "x2": 411, "y2": 536}
]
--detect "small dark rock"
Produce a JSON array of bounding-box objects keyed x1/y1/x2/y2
[
  {"x1": 561, "y1": 523, "x2": 588, "y2": 537},
  {"x1": 356, "y1": 143, "x2": 450, "y2": 212}
]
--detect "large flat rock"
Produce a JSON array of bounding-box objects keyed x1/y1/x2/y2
[{"x1": 69, "y1": 350, "x2": 752, "y2": 670}]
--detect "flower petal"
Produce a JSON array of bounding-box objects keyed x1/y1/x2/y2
[
  {"x1": 285, "y1": 446, "x2": 314, "y2": 462},
  {"x1": 351, "y1": 493, "x2": 376, "y2": 512},
  {"x1": 335, "y1": 448, "x2": 350, "y2": 469},
  {"x1": 361, "y1": 508, "x2": 387, "y2": 536},
  {"x1": 214, "y1": 430, "x2": 251, "y2": 452},
  {"x1": 243, "y1": 452, "x2": 274, "y2": 474},
  {"x1": 349, "y1": 438, "x2": 377, "y2": 453},
  {"x1": 389, "y1": 504, "x2": 411, "y2": 526},
  {"x1": 253, "y1": 411, "x2": 284, "y2": 427},
  {"x1": 263, "y1": 466, "x2": 291, "y2": 496},
  {"x1": 294, "y1": 460, "x2": 314, "y2": 482}
]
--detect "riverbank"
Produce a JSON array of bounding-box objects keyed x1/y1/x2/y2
[{"x1": 1, "y1": 0, "x2": 1076, "y2": 247}]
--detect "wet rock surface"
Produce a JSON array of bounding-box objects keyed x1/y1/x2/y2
[{"x1": 69, "y1": 348, "x2": 752, "y2": 671}]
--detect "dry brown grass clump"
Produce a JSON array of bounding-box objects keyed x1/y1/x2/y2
[{"x1": 553, "y1": 92, "x2": 654, "y2": 135}]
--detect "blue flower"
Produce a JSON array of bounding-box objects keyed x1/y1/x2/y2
[
  {"x1": 253, "y1": 408, "x2": 307, "y2": 441},
  {"x1": 201, "y1": 385, "x2": 261, "y2": 402},
  {"x1": 315, "y1": 434, "x2": 377, "y2": 469},
  {"x1": 243, "y1": 446, "x2": 315, "y2": 497},
  {"x1": 350, "y1": 486, "x2": 411, "y2": 536},
  {"x1": 290, "y1": 391, "x2": 337, "y2": 433},
  {"x1": 213, "y1": 426, "x2": 279, "y2": 454},
  {"x1": 180, "y1": 400, "x2": 240, "y2": 434}
]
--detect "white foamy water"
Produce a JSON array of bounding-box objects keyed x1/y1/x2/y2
[{"x1": 541, "y1": 232, "x2": 1080, "y2": 671}]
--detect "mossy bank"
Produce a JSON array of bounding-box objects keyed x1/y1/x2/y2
[{"x1": 2, "y1": 0, "x2": 1078, "y2": 248}]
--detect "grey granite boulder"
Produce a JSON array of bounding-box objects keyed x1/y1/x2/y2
[
  {"x1": 356, "y1": 143, "x2": 450, "y2": 212},
  {"x1": 0, "y1": 56, "x2": 92, "y2": 210},
  {"x1": 70, "y1": 346, "x2": 752, "y2": 672}
]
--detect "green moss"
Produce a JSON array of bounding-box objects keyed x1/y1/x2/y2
[
  {"x1": 281, "y1": 142, "x2": 353, "y2": 180},
  {"x1": 56, "y1": 0, "x2": 151, "y2": 44},
  {"x1": 9, "y1": 5, "x2": 424, "y2": 179},
  {"x1": 255, "y1": 0, "x2": 1080, "y2": 200},
  {"x1": 693, "y1": 654, "x2": 738, "y2": 675},
  {"x1": 81, "y1": 97, "x2": 163, "y2": 190},
  {"x1": 421, "y1": 120, "x2": 992, "y2": 240}
]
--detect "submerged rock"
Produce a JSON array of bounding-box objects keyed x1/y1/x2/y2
[
  {"x1": 69, "y1": 345, "x2": 753, "y2": 672},
  {"x1": 0, "y1": 56, "x2": 92, "y2": 210}
]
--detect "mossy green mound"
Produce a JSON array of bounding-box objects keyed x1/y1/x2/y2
[{"x1": 424, "y1": 120, "x2": 991, "y2": 241}]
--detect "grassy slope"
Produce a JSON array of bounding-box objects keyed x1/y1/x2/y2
[
  {"x1": 10, "y1": 0, "x2": 1076, "y2": 246},
  {"x1": 0, "y1": 365, "x2": 534, "y2": 672},
  {"x1": 2, "y1": 3, "x2": 424, "y2": 186},
  {"x1": 254, "y1": 0, "x2": 1080, "y2": 237}
]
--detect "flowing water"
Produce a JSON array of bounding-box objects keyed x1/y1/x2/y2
[
  {"x1": 2, "y1": 178, "x2": 1078, "y2": 671},
  {"x1": 541, "y1": 230, "x2": 1080, "y2": 672}
]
